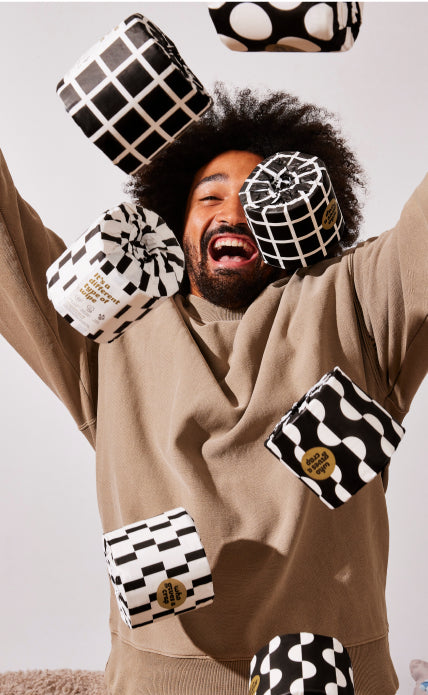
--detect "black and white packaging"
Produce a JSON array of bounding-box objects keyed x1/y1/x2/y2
[
  {"x1": 104, "y1": 507, "x2": 214, "y2": 629},
  {"x1": 265, "y1": 367, "x2": 405, "y2": 509},
  {"x1": 249, "y1": 632, "x2": 354, "y2": 695},
  {"x1": 46, "y1": 203, "x2": 184, "y2": 343},
  {"x1": 239, "y1": 152, "x2": 344, "y2": 269},
  {"x1": 209, "y1": 2, "x2": 363, "y2": 53},
  {"x1": 57, "y1": 14, "x2": 212, "y2": 173}
]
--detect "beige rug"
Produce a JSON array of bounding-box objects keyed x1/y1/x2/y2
[{"x1": 0, "y1": 669, "x2": 106, "y2": 694}]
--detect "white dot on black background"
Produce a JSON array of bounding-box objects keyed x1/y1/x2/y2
[{"x1": 209, "y1": 2, "x2": 363, "y2": 52}]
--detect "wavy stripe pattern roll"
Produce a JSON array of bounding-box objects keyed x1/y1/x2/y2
[
  {"x1": 249, "y1": 632, "x2": 354, "y2": 695},
  {"x1": 265, "y1": 367, "x2": 405, "y2": 509}
]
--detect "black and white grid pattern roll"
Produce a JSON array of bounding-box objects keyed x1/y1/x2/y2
[
  {"x1": 208, "y1": 2, "x2": 363, "y2": 53},
  {"x1": 239, "y1": 152, "x2": 344, "y2": 269},
  {"x1": 249, "y1": 632, "x2": 354, "y2": 695},
  {"x1": 265, "y1": 367, "x2": 405, "y2": 509},
  {"x1": 103, "y1": 507, "x2": 214, "y2": 629},
  {"x1": 57, "y1": 14, "x2": 212, "y2": 174},
  {"x1": 46, "y1": 203, "x2": 184, "y2": 343}
]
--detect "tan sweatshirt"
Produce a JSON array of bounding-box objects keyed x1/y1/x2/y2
[{"x1": 0, "y1": 148, "x2": 427, "y2": 695}]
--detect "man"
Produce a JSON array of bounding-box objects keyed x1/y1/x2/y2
[
  {"x1": 132, "y1": 85, "x2": 365, "y2": 303},
  {"x1": 0, "y1": 85, "x2": 427, "y2": 695},
  {"x1": 183, "y1": 149, "x2": 278, "y2": 308}
]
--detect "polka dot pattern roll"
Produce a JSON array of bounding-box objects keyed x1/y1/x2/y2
[
  {"x1": 239, "y1": 151, "x2": 345, "y2": 269},
  {"x1": 57, "y1": 14, "x2": 212, "y2": 174},
  {"x1": 265, "y1": 367, "x2": 405, "y2": 509},
  {"x1": 46, "y1": 203, "x2": 184, "y2": 343},
  {"x1": 249, "y1": 632, "x2": 355, "y2": 695},
  {"x1": 208, "y1": 2, "x2": 363, "y2": 52}
]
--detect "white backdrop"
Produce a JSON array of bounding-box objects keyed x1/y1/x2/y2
[{"x1": 0, "y1": 2, "x2": 427, "y2": 692}]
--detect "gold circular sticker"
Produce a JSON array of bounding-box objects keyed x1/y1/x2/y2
[
  {"x1": 157, "y1": 579, "x2": 187, "y2": 610},
  {"x1": 249, "y1": 675, "x2": 260, "y2": 695},
  {"x1": 301, "y1": 447, "x2": 336, "y2": 480},
  {"x1": 322, "y1": 199, "x2": 338, "y2": 230}
]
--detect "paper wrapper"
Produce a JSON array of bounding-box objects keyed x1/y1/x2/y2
[
  {"x1": 46, "y1": 203, "x2": 184, "y2": 343},
  {"x1": 209, "y1": 2, "x2": 363, "y2": 53},
  {"x1": 239, "y1": 152, "x2": 345, "y2": 269},
  {"x1": 103, "y1": 508, "x2": 214, "y2": 629},
  {"x1": 249, "y1": 633, "x2": 354, "y2": 695},
  {"x1": 265, "y1": 367, "x2": 405, "y2": 509},
  {"x1": 57, "y1": 13, "x2": 212, "y2": 174}
]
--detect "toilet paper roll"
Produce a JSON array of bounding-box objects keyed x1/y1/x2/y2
[
  {"x1": 239, "y1": 151, "x2": 344, "y2": 269},
  {"x1": 104, "y1": 507, "x2": 214, "y2": 629},
  {"x1": 265, "y1": 367, "x2": 405, "y2": 509},
  {"x1": 249, "y1": 632, "x2": 354, "y2": 695},
  {"x1": 46, "y1": 203, "x2": 184, "y2": 342},
  {"x1": 208, "y1": 2, "x2": 363, "y2": 53},
  {"x1": 57, "y1": 13, "x2": 212, "y2": 174}
]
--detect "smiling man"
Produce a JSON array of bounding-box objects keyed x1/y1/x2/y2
[
  {"x1": 126, "y1": 85, "x2": 427, "y2": 695},
  {"x1": 132, "y1": 85, "x2": 364, "y2": 302},
  {"x1": 182, "y1": 150, "x2": 282, "y2": 309},
  {"x1": 1, "y1": 84, "x2": 427, "y2": 695}
]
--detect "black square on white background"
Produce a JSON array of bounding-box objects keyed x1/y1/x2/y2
[{"x1": 57, "y1": 13, "x2": 212, "y2": 174}]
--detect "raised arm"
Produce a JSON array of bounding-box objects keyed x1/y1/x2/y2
[
  {"x1": 351, "y1": 174, "x2": 428, "y2": 418},
  {"x1": 0, "y1": 149, "x2": 98, "y2": 447}
]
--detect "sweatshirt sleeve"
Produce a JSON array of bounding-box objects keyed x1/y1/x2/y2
[
  {"x1": 0, "y1": 148, "x2": 98, "y2": 448},
  {"x1": 351, "y1": 174, "x2": 428, "y2": 416}
]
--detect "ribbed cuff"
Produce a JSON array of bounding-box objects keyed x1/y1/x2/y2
[
  {"x1": 106, "y1": 633, "x2": 399, "y2": 695},
  {"x1": 348, "y1": 636, "x2": 399, "y2": 695}
]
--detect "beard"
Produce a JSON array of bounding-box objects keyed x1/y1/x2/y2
[{"x1": 183, "y1": 225, "x2": 285, "y2": 310}]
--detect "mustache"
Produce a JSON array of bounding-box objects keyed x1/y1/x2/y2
[{"x1": 200, "y1": 224, "x2": 255, "y2": 254}]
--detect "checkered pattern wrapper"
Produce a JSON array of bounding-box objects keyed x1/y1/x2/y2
[
  {"x1": 209, "y1": 2, "x2": 363, "y2": 53},
  {"x1": 46, "y1": 203, "x2": 184, "y2": 343},
  {"x1": 56, "y1": 14, "x2": 212, "y2": 174},
  {"x1": 239, "y1": 152, "x2": 344, "y2": 269},
  {"x1": 265, "y1": 367, "x2": 405, "y2": 509},
  {"x1": 249, "y1": 632, "x2": 354, "y2": 695},
  {"x1": 103, "y1": 507, "x2": 214, "y2": 629}
]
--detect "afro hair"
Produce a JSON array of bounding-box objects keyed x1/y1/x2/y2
[{"x1": 129, "y1": 82, "x2": 366, "y2": 262}]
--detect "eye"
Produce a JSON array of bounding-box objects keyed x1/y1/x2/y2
[{"x1": 200, "y1": 195, "x2": 220, "y2": 201}]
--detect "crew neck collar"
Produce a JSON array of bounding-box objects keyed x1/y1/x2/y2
[{"x1": 183, "y1": 294, "x2": 247, "y2": 322}]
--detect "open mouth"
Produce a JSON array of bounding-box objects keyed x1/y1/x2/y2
[{"x1": 208, "y1": 234, "x2": 259, "y2": 266}]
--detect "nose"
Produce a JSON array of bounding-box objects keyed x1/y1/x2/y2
[{"x1": 215, "y1": 193, "x2": 247, "y2": 227}]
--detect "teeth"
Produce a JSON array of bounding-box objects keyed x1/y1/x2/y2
[{"x1": 213, "y1": 237, "x2": 253, "y2": 253}]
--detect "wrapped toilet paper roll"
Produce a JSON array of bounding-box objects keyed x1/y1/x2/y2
[
  {"x1": 46, "y1": 203, "x2": 184, "y2": 343},
  {"x1": 265, "y1": 367, "x2": 405, "y2": 509},
  {"x1": 104, "y1": 507, "x2": 214, "y2": 629},
  {"x1": 57, "y1": 13, "x2": 212, "y2": 174},
  {"x1": 249, "y1": 632, "x2": 354, "y2": 695},
  {"x1": 239, "y1": 152, "x2": 344, "y2": 269},
  {"x1": 208, "y1": 2, "x2": 363, "y2": 53}
]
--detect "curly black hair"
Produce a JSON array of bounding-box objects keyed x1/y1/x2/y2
[{"x1": 129, "y1": 82, "x2": 366, "y2": 251}]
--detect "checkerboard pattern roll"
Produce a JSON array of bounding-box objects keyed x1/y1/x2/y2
[
  {"x1": 265, "y1": 367, "x2": 405, "y2": 509},
  {"x1": 104, "y1": 507, "x2": 214, "y2": 629},
  {"x1": 57, "y1": 14, "x2": 212, "y2": 174},
  {"x1": 46, "y1": 203, "x2": 184, "y2": 343},
  {"x1": 239, "y1": 152, "x2": 344, "y2": 269},
  {"x1": 249, "y1": 632, "x2": 354, "y2": 695},
  {"x1": 209, "y1": 2, "x2": 363, "y2": 53}
]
